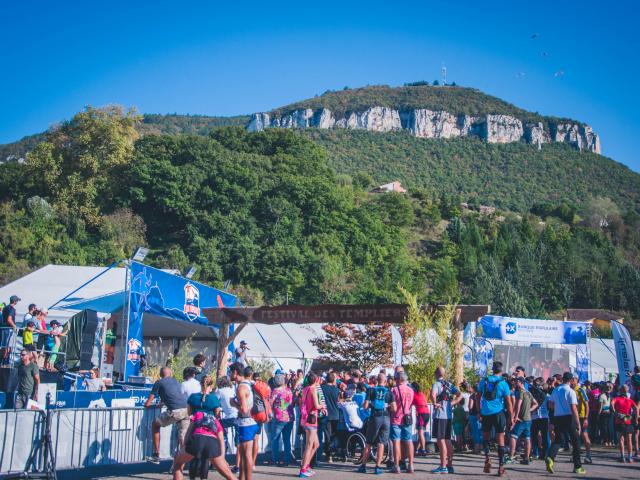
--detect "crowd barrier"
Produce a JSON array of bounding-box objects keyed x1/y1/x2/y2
[{"x1": 1, "y1": 403, "x2": 436, "y2": 475}]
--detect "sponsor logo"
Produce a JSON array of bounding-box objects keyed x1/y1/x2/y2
[
  {"x1": 184, "y1": 282, "x2": 201, "y2": 320},
  {"x1": 505, "y1": 322, "x2": 517, "y2": 334},
  {"x1": 127, "y1": 338, "x2": 142, "y2": 363}
]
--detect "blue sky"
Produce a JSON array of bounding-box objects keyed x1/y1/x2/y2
[{"x1": 1, "y1": 1, "x2": 639, "y2": 171}]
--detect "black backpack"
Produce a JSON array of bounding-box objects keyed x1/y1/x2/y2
[
  {"x1": 482, "y1": 377, "x2": 503, "y2": 401},
  {"x1": 436, "y1": 380, "x2": 452, "y2": 403}
]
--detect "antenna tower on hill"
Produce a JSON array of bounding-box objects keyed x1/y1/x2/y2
[{"x1": 441, "y1": 63, "x2": 447, "y2": 86}]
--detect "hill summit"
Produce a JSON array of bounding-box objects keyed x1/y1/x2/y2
[{"x1": 248, "y1": 84, "x2": 600, "y2": 153}]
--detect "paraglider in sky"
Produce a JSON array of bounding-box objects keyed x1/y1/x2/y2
[
  {"x1": 540, "y1": 51, "x2": 549, "y2": 58},
  {"x1": 554, "y1": 70, "x2": 565, "y2": 77},
  {"x1": 515, "y1": 72, "x2": 526, "y2": 78},
  {"x1": 531, "y1": 33, "x2": 539, "y2": 39}
]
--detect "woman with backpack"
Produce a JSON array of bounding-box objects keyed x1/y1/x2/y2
[
  {"x1": 172, "y1": 375, "x2": 236, "y2": 480},
  {"x1": 299, "y1": 372, "x2": 326, "y2": 478}
]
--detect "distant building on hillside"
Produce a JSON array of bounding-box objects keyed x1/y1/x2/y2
[{"x1": 372, "y1": 181, "x2": 407, "y2": 194}]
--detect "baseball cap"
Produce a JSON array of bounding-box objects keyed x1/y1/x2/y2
[
  {"x1": 240, "y1": 340, "x2": 247, "y2": 345},
  {"x1": 9, "y1": 295, "x2": 21, "y2": 303},
  {"x1": 50, "y1": 320, "x2": 60, "y2": 327},
  {"x1": 275, "y1": 369, "x2": 285, "y2": 375}
]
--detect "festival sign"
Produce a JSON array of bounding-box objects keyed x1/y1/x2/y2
[
  {"x1": 124, "y1": 262, "x2": 237, "y2": 379},
  {"x1": 477, "y1": 315, "x2": 588, "y2": 345}
]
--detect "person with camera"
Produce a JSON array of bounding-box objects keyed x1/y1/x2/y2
[
  {"x1": 389, "y1": 370, "x2": 415, "y2": 474},
  {"x1": 430, "y1": 366, "x2": 462, "y2": 474}
]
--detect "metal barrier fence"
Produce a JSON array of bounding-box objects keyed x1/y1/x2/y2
[
  {"x1": 0, "y1": 408, "x2": 44, "y2": 473},
  {"x1": 0, "y1": 406, "x2": 181, "y2": 474},
  {"x1": 1, "y1": 404, "x2": 438, "y2": 474}
]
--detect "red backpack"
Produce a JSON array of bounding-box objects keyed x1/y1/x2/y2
[{"x1": 251, "y1": 380, "x2": 272, "y2": 424}]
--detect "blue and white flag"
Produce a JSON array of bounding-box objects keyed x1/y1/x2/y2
[{"x1": 611, "y1": 320, "x2": 637, "y2": 386}]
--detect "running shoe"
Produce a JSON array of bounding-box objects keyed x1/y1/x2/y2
[
  {"x1": 545, "y1": 457, "x2": 554, "y2": 474},
  {"x1": 573, "y1": 467, "x2": 586, "y2": 474},
  {"x1": 584, "y1": 456, "x2": 592, "y2": 464},
  {"x1": 497, "y1": 466, "x2": 505, "y2": 477},
  {"x1": 146, "y1": 454, "x2": 160, "y2": 464},
  {"x1": 447, "y1": 466, "x2": 455, "y2": 474},
  {"x1": 627, "y1": 456, "x2": 634, "y2": 463},
  {"x1": 519, "y1": 458, "x2": 530, "y2": 465},
  {"x1": 431, "y1": 466, "x2": 449, "y2": 474},
  {"x1": 374, "y1": 466, "x2": 383, "y2": 475},
  {"x1": 231, "y1": 466, "x2": 240, "y2": 474},
  {"x1": 299, "y1": 470, "x2": 315, "y2": 478},
  {"x1": 504, "y1": 456, "x2": 514, "y2": 465},
  {"x1": 483, "y1": 458, "x2": 492, "y2": 473},
  {"x1": 357, "y1": 465, "x2": 367, "y2": 474},
  {"x1": 390, "y1": 466, "x2": 401, "y2": 474}
]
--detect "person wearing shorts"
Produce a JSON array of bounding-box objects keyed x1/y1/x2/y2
[
  {"x1": 229, "y1": 363, "x2": 260, "y2": 480},
  {"x1": 145, "y1": 367, "x2": 190, "y2": 464},
  {"x1": 430, "y1": 367, "x2": 462, "y2": 474},
  {"x1": 478, "y1": 362, "x2": 512, "y2": 477},
  {"x1": 357, "y1": 373, "x2": 392, "y2": 475},
  {"x1": 390, "y1": 371, "x2": 415, "y2": 474},
  {"x1": 412, "y1": 382, "x2": 430, "y2": 456},
  {"x1": 172, "y1": 411, "x2": 235, "y2": 480},
  {"x1": 508, "y1": 377, "x2": 537, "y2": 465},
  {"x1": 612, "y1": 385, "x2": 638, "y2": 463},
  {"x1": 299, "y1": 371, "x2": 324, "y2": 478}
]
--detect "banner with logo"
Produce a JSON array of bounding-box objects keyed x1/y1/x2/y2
[
  {"x1": 575, "y1": 343, "x2": 590, "y2": 383},
  {"x1": 125, "y1": 262, "x2": 237, "y2": 380},
  {"x1": 477, "y1": 315, "x2": 588, "y2": 345},
  {"x1": 474, "y1": 337, "x2": 493, "y2": 376},
  {"x1": 611, "y1": 320, "x2": 637, "y2": 386}
]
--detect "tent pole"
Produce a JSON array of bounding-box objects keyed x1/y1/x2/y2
[{"x1": 121, "y1": 261, "x2": 132, "y2": 381}]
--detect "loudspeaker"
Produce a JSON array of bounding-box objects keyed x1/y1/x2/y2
[
  {"x1": 79, "y1": 310, "x2": 100, "y2": 370},
  {"x1": 0, "y1": 367, "x2": 18, "y2": 392}
]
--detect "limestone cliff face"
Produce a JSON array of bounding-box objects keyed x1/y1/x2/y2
[{"x1": 248, "y1": 107, "x2": 601, "y2": 153}]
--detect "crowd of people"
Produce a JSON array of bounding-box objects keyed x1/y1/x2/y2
[
  {"x1": 142, "y1": 347, "x2": 640, "y2": 479},
  {"x1": 0, "y1": 296, "x2": 66, "y2": 370}
]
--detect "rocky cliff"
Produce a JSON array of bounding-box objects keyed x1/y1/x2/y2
[{"x1": 247, "y1": 107, "x2": 601, "y2": 153}]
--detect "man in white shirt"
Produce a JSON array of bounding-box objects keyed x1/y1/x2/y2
[
  {"x1": 23, "y1": 303, "x2": 37, "y2": 327},
  {"x1": 546, "y1": 372, "x2": 584, "y2": 475},
  {"x1": 180, "y1": 367, "x2": 201, "y2": 400},
  {"x1": 234, "y1": 340, "x2": 249, "y2": 368}
]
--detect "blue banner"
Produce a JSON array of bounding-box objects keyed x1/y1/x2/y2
[
  {"x1": 477, "y1": 315, "x2": 588, "y2": 345},
  {"x1": 125, "y1": 262, "x2": 237, "y2": 380},
  {"x1": 474, "y1": 337, "x2": 493, "y2": 376},
  {"x1": 575, "y1": 343, "x2": 590, "y2": 383}
]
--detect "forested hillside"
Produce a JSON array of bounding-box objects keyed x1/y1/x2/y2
[
  {"x1": 1, "y1": 107, "x2": 639, "y2": 335},
  {"x1": 305, "y1": 129, "x2": 640, "y2": 214}
]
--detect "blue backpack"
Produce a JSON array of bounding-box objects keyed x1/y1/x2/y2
[{"x1": 371, "y1": 386, "x2": 389, "y2": 411}]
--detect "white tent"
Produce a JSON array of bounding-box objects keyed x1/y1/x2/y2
[
  {"x1": 589, "y1": 337, "x2": 640, "y2": 381},
  {"x1": 235, "y1": 323, "x2": 323, "y2": 373},
  {"x1": 0, "y1": 264, "x2": 128, "y2": 324},
  {"x1": 0, "y1": 265, "x2": 323, "y2": 371}
]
